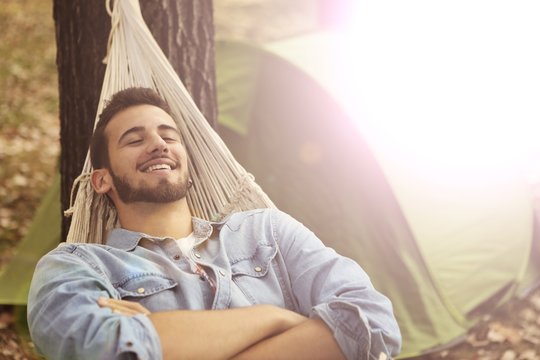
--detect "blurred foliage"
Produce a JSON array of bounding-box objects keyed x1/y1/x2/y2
[
  {"x1": 0, "y1": 0, "x2": 57, "y2": 129},
  {"x1": 0, "y1": 0, "x2": 59, "y2": 270}
]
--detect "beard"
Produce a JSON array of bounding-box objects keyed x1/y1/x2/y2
[{"x1": 110, "y1": 169, "x2": 189, "y2": 204}]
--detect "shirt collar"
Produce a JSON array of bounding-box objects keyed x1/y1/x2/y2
[{"x1": 106, "y1": 216, "x2": 224, "y2": 251}]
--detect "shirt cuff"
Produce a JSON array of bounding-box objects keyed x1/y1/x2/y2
[
  {"x1": 311, "y1": 301, "x2": 372, "y2": 360},
  {"x1": 115, "y1": 314, "x2": 163, "y2": 360}
]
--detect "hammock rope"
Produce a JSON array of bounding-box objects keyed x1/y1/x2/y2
[{"x1": 65, "y1": 0, "x2": 275, "y2": 244}]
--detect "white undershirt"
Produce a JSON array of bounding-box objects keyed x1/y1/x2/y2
[{"x1": 176, "y1": 232, "x2": 196, "y2": 256}]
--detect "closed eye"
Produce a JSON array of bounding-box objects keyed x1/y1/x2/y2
[
  {"x1": 127, "y1": 139, "x2": 143, "y2": 145},
  {"x1": 162, "y1": 137, "x2": 179, "y2": 143}
]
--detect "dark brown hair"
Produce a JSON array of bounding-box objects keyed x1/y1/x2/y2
[{"x1": 90, "y1": 87, "x2": 172, "y2": 169}]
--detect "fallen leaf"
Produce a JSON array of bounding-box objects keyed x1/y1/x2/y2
[
  {"x1": 520, "y1": 308, "x2": 538, "y2": 323},
  {"x1": 501, "y1": 349, "x2": 517, "y2": 360},
  {"x1": 467, "y1": 333, "x2": 490, "y2": 347},
  {"x1": 487, "y1": 322, "x2": 521, "y2": 345},
  {"x1": 518, "y1": 349, "x2": 538, "y2": 360},
  {"x1": 530, "y1": 294, "x2": 540, "y2": 312}
]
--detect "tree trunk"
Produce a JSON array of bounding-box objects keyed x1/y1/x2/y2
[{"x1": 54, "y1": 0, "x2": 216, "y2": 240}]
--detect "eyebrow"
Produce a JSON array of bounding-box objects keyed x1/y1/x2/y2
[{"x1": 118, "y1": 124, "x2": 181, "y2": 144}]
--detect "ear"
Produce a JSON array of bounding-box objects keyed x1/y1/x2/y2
[{"x1": 91, "y1": 168, "x2": 113, "y2": 194}]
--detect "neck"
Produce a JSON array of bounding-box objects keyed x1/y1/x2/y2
[{"x1": 115, "y1": 198, "x2": 193, "y2": 239}]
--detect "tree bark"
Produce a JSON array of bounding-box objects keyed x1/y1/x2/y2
[
  {"x1": 141, "y1": 1, "x2": 217, "y2": 120},
  {"x1": 54, "y1": 0, "x2": 216, "y2": 240}
]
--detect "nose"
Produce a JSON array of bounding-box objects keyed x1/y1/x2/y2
[{"x1": 146, "y1": 133, "x2": 168, "y2": 154}]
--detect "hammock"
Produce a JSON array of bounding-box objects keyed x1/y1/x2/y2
[{"x1": 65, "y1": 0, "x2": 274, "y2": 244}]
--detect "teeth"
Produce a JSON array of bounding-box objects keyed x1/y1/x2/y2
[{"x1": 144, "y1": 164, "x2": 172, "y2": 172}]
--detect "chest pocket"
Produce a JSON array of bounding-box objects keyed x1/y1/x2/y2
[
  {"x1": 229, "y1": 243, "x2": 287, "y2": 306},
  {"x1": 230, "y1": 243, "x2": 277, "y2": 277},
  {"x1": 115, "y1": 273, "x2": 177, "y2": 298}
]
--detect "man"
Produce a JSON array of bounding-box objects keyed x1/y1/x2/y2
[{"x1": 28, "y1": 88, "x2": 401, "y2": 359}]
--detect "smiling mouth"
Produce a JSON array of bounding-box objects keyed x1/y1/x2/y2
[
  {"x1": 139, "y1": 157, "x2": 178, "y2": 173},
  {"x1": 143, "y1": 164, "x2": 172, "y2": 172}
]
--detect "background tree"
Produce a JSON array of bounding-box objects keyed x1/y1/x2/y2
[{"x1": 53, "y1": 0, "x2": 217, "y2": 240}]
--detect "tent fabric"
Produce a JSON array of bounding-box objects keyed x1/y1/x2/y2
[
  {"x1": 0, "y1": 175, "x2": 61, "y2": 305},
  {"x1": 262, "y1": 32, "x2": 536, "y2": 316},
  {"x1": 215, "y1": 38, "x2": 537, "y2": 357}
]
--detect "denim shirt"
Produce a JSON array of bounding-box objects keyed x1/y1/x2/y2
[{"x1": 28, "y1": 208, "x2": 401, "y2": 360}]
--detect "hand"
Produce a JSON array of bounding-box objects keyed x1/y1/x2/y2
[{"x1": 97, "y1": 297, "x2": 151, "y2": 316}]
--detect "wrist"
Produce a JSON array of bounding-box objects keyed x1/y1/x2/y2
[{"x1": 259, "y1": 305, "x2": 307, "y2": 335}]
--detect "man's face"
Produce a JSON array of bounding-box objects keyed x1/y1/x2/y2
[{"x1": 103, "y1": 104, "x2": 190, "y2": 204}]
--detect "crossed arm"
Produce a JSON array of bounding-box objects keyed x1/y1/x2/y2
[{"x1": 99, "y1": 297, "x2": 346, "y2": 360}]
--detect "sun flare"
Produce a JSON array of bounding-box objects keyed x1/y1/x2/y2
[{"x1": 335, "y1": 0, "x2": 540, "y2": 185}]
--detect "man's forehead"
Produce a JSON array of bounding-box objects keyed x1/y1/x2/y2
[{"x1": 106, "y1": 104, "x2": 179, "y2": 137}]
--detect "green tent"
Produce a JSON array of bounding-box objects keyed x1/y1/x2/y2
[
  {"x1": 0, "y1": 174, "x2": 61, "y2": 305},
  {"x1": 215, "y1": 33, "x2": 538, "y2": 357},
  {"x1": 1, "y1": 31, "x2": 537, "y2": 358}
]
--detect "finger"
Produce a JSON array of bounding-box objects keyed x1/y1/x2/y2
[
  {"x1": 103, "y1": 298, "x2": 143, "y2": 310},
  {"x1": 98, "y1": 297, "x2": 150, "y2": 315},
  {"x1": 112, "y1": 308, "x2": 141, "y2": 316},
  {"x1": 103, "y1": 302, "x2": 144, "y2": 316},
  {"x1": 97, "y1": 297, "x2": 110, "y2": 307},
  {"x1": 106, "y1": 299, "x2": 151, "y2": 315}
]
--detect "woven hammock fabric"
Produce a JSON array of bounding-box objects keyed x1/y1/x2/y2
[{"x1": 65, "y1": 0, "x2": 274, "y2": 244}]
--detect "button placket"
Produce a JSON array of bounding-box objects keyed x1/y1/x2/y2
[{"x1": 210, "y1": 265, "x2": 229, "y2": 310}]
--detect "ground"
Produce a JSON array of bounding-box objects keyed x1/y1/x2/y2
[{"x1": 0, "y1": 0, "x2": 539, "y2": 359}]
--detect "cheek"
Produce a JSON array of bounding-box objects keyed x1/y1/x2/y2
[
  {"x1": 173, "y1": 146, "x2": 188, "y2": 162},
  {"x1": 110, "y1": 150, "x2": 137, "y2": 173},
  {"x1": 176, "y1": 150, "x2": 189, "y2": 175}
]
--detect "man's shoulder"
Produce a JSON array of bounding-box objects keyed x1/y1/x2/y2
[
  {"x1": 43, "y1": 242, "x2": 114, "y2": 260},
  {"x1": 55, "y1": 241, "x2": 111, "y2": 251},
  {"x1": 34, "y1": 243, "x2": 118, "y2": 278},
  {"x1": 221, "y1": 208, "x2": 298, "y2": 232},
  {"x1": 229, "y1": 208, "x2": 271, "y2": 218},
  {"x1": 224, "y1": 208, "x2": 284, "y2": 225}
]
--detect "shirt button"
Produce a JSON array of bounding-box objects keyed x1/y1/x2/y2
[
  {"x1": 194, "y1": 252, "x2": 201, "y2": 259},
  {"x1": 173, "y1": 254, "x2": 181, "y2": 260},
  {"x1": 137, "y1": 287, "x2": 145, "y2": 294},
  {"x1": 126, "y1": 341, "x2": 133, "y2": 347},
  {"x1": 254, "y1": 266, "x2": 262, "y2": 273},
  {"x1": 219, "y1": 269, "x2": 225, "y2": 277}
]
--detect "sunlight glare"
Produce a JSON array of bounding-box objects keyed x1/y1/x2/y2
[{"x1": 336, "y1": 1, "x2": 540, "y2": 185}]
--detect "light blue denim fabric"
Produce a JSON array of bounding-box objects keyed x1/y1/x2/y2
[{"x1": 28, "y1": 208, "x2": 401, "y2": 360}]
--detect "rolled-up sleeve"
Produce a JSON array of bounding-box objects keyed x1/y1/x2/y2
[
  {"x1": 271, "y1": 209, "x2": 401, "y2": 359},
  {"x1": 27, "y1": 245, "x2": 162, "y2": 360}
]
